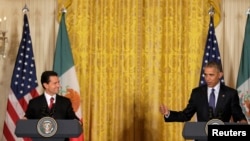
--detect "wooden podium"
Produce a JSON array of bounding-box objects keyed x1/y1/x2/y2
[{"x1": 15, "y1": 118, "x2": 82, "y2": 141}]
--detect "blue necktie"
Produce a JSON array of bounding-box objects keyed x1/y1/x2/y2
[{"x1": 209, "y1": 88, "x2": 215, "y2": 112}]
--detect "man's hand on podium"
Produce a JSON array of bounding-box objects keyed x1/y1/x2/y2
[
  {"x1": 78, "y1": 120, "x2": 83, "y2": 126},
  {"x1": 22, "y1": 116, "x2": 27, "y2": 120},
  {"x1": 239, "y1": 119, "x2": 248, "y2": 124}
]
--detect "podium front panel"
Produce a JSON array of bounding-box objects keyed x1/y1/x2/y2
[
  {"x1": 15, "y1": 119, "x2": 82, "y2": 138},
  {"x1": 182, "y1": 122, "x2": 207, "y2": 140}
]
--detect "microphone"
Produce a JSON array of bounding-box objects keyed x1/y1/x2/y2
[
  {"x1": 208, "y1": 106, "x2": 214, "y2": 119},
  {"x1": 217, "y1": 109, "x2": 223, "y2": 120},
  {"x1": 41, "y1": 104, "x2": 56, "y2": 117}
]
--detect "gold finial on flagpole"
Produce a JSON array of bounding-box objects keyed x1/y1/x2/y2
[
  {"x1": 209, "y1": 6, "x2": 214, "y2": 16},
  {"x1": 246, "y1": 8, "x2": 250, "y2": 15},
  {"x1": 22, "y1": 3, "x2": 29, "y2": 13},
  {"x1": 61, "y1": 5, "x2": 67, "y2": 13}
]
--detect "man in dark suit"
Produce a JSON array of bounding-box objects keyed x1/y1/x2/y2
[
  {"x1": 25, "y1": 71, "x2": 80, "y2": 141},
  {"x1": 159, "y1": 61, "x2": 247, "y2": 138}
]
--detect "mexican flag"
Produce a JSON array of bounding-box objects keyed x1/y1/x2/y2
[
  {"x1": 53, "y1": 11, "x2": 83, "y2": 141},
  {"x1": 236, "y1": 13, "x2": 250, "y2": 123}
]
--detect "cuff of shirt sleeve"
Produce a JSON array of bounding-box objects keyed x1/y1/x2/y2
[{"x1": 164, "y1": 112, "x2": 170, "y2": 118}]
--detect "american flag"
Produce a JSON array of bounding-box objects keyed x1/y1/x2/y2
[
  {"x1": 199, "y1": 15, "x2": 224, "y2": 86},
  {"x1": 3, "y1": 13, "x2": 39, "y2": 141}
]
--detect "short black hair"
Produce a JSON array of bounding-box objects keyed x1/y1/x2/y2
[
  {"x1": 204, "y1": 61, "x2": 223, "y2": 72},
  {"x1": 41, "y1": 71, "x2": 58, "y2": 89}
]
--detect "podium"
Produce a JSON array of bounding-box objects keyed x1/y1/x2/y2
[
  {"x1": 182, "y1": 121, "x2": 237, "y2": 141},
  {"x1": 15, "y1": 118, "x2": 83, "y2": 141},
  {"x1": 182, "y1": 122, "x2": 208, "y2": 141}
]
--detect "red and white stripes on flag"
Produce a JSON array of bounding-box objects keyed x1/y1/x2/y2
[{"x1": 3, "y1": 13, "x2": 39, "y2": 141}]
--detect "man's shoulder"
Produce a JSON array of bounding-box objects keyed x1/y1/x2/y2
[
  {"x1": 56, "y1": 94, "x2": 71, "y2": 101},
  {"x1": 193, "y1": 85, "x2": 207, "y2": 91},
  {"x1": 193, "y1": 84, "x2": 236, "y2": 91},
  {"x1": 220, "y1": 84, "x2": 237, "y2": 92},
  {"x1": 29, "y1": 94, "x2": 44, "y2": 102}
]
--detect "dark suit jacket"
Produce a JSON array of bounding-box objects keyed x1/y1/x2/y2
[
  {"x1": 165, "y1": 84, "x2": 247, "y2": 122},
  {"x1": 25, "y1": 94, "x2": 79, "y2": 120}
]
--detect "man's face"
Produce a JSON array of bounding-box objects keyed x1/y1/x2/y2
[
  {"x1": 204, "y1": 66, "x2": 223, "y2": 88},
  {"x1": 44, "y1": 76, "x2": 60, "y2": 95}
]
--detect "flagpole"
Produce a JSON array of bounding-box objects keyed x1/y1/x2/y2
[
  {"x1": 198, "y1": 5, "x2": 224, "y2": 85},
  {"x1": 236, "y1": 7, "x2": 250, "y2": 123},
  {"x1": 54, "y1": 6, "x2": 84, "y2": 140},
  {"x1": 3, "y1": 5, "x2": 40, "y2": 140}
]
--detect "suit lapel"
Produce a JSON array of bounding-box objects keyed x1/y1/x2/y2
[
  {"x1": 202, "y1": 86, "x2": 209, "y2": 107},
  {"x1": 201, "y1": 86, "x2": 212, "y2": 120},
  {"x1": 215, "y1": 85, "x2": 226, "y2": 117},
  {"x1": 200, "y1": 86, "x2": 209, "y2": 106}
]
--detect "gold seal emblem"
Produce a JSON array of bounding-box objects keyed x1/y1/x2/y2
[
  {"x1": 205, "y1": 119, "x2": 224, "y2": 135},
  {"x1": 37, "y1": 117, "x2": 58, "y2": 137}
]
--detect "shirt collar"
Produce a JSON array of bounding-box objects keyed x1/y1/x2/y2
[
  {"x1": 208, "y1": 82, "x2": 220, "y2": 93},
  {"x1": 44, "y1": 92, "x2": 56, "y2": 101}
]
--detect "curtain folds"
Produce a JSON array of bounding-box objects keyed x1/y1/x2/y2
[
  {"x1": 57, "y1": 0, "x2": 220, "y2": 141},
  {"x1": 3, "y1": 1, "x2": 250, "y2": 141}
]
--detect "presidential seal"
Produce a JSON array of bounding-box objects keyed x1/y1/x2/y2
[
  {"x1": 37, "y1": 117, "x2": 58, "y2": 137},
  {"x1": 205, "y1": 119, "x2": 224, "y2": 135}
]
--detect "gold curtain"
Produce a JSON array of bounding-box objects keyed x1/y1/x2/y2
[{"x1": 57, "y1": 0, "x2": 220, "y2": 141}]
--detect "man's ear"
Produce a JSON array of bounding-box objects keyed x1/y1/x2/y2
[
  {"x1": 43, "y1": 83, "x2": 48, "y2": 89},
  {"x1": 219, "y1": 72, "x2": 223, "y2": 79}
]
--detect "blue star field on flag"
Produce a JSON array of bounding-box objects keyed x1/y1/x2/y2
[
  {"x1": 199, "y1": 15, "x2": 224, "y2": 86},
  {"x1": 11, "y1": 13, "x2": 38, "y2": 100}
]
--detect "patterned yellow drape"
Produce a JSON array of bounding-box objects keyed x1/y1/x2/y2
[{"x1": 57, "y1": 0, "x2": 220, "y2": 141}]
